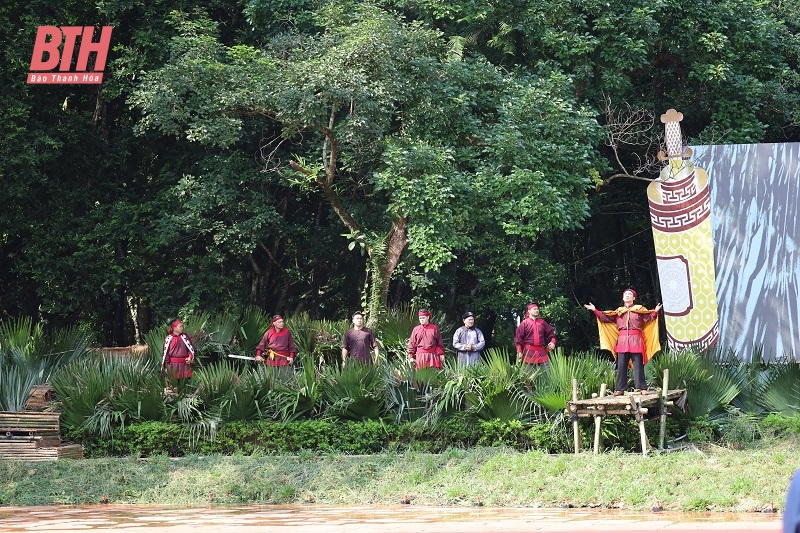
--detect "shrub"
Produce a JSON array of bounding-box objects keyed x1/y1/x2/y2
[
  {"x1": 761, "y1": 413, "x2": 800, "y2": 439},
  {"x1": 74, "y1": 415, "x2": 659, "y2": 457}
]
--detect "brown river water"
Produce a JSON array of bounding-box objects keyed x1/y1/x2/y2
[{"x1": 0, "y1": 504, "x2": 783, "y2": 532}]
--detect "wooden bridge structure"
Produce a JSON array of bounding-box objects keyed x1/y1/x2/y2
[{"x1": 564, "y1": 369, "x2": 686, "y2": 455}]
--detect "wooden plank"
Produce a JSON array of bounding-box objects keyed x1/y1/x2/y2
[
  {"x1": 632, "y1": 395, "x2": 649, "y2": 456},
  {"x1": 659, "y1": 369, "x2": 670, "y2": 450},
  {"x1": 572, "y1": 379, "x2": 581, "y2": 454},
  {"x1": 0, "y1": 414, "x2": 60, "y2": 431},
  {"x1": 0, "y1": 443, "x2": 83, "y2": 461},
  {"x1": 576, "y1": 409, "x2": 651, "y2": 417},
  {"x1": 0, "y1": 428, "x2": 59, "y2": 434},
  {"x1": 57, "y1": 445, "x2": 84, "y2": 460},
  {"x1": 593, "y1": 383, "x2": 607, "y2": 454}
]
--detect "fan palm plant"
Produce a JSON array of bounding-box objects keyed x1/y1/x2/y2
[
  {"x1": 80, "y1": 354, "x2": 164, "y2": 436},
  {"x1": 192, "y1": 360, "x2": 251, "y2": 419},
  {"x1": 724, "y1": 353, "x2": 770, "y2": 416},
  {"x1": 0, "y1": 316, "x2": 42, "y2": 356},
  {"x1": 316, "y1": 318, "x2": 350, "y2": 365},
  {"x1": 647, "y1": 348, "x2": 740, "y2": 417},
  {"x1": 51, "y1": 353, "x2": 163, "y2": 435},
  {"x1": 245, "y1": 364, "x2": 285, "y2": 419},
  {"x1": 51, "y1": 357, "x2": 114, "y2": 431},
  {"x1": 285, "y1": 313, "x2": 319, "y2": 363},
  {"x1": 647, "y1": 348, "x2": 704, "y2": 391},
  {"x1": 201, "y1": 312, "x2": 240, "y2": 361},
  {"x1": 320, "y1": 361, "x2": 386, "y2": 420},
  {"x1": 0, "y1": 318, "x2": 94, "y2": 411},
  {"x1": 419, "y1": 348, "x2": 536, "y2": 425},
  {"x1": 376, "y1": 304, "x2": 418, "y2": 347},
  {"x1": 471, "y1": 348, "x2": 543, "y2": 422},
  {"x1": 758, "y1": 361, "x2": 800, "y2": 416},
  {"x1": 382, "y1": 357, "x2": 430, "y2": 423},
  {"x1": 143, "y1": 327, "x2": 168, "y2": 365},
  {"x1": 530, "y1": 350, "x2": 616, "y2": 413},
  {"x1": 238, "y1": 306, "x2": 271, "y2": 354},
  {"x1": 274, "y1": 359, "x2": 321, "y2": 421}
]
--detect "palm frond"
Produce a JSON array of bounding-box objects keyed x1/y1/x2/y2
[
  {"x1": 275, "y1": 360, "x2": 320, "y2": 421},
  {"x1": 41, "y1": 326, "x2": 94, "y2": 375},
  {"x1": 192, "y1": 360, "x2": 241, "y2": 414},
  {"x1": 143, "y1": 327, "x2": 167, "y2": 364},
  {"x1": 285, "y1": 313, "x2": 318, "y2": 360},
  {"x1": 0, "y1": 316, "x2": 42, "y2": 360},
  {"x1": 201, "y1": 312, "x2": 240, "y2": 359},
  {"x1": 0, "y1": 363, "x2": 40, "y2": 411},
  {"x1": 530, "y1": 350, "x2": 615, "y2": 413},
  {"x1": 649, "y1": 348, "x2": 740, "y2": 417},
  {"x1": 382, "y1": 358, "x2": 429, "y2": 423},
  {"x1": 238, "y1": 307, "x2": 271, "y2": 354},
  {"x1": 320, "y1": 362, "x2": 385, "y2": 420},
  {"x1": 759, "y1": 362, "x2": 800, "y2": 415},
  {"x1": 51, "y1": 356, "x2": 112, "y2": 431},
  {"x1": 51, "y1": 353, "x2": 164, "y2": 435}
]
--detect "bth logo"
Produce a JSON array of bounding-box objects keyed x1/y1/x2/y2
[{"x1": 28, "y1": 26, "x2": 113, "y2": 85}]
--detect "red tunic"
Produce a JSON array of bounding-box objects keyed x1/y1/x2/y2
[
  {"x1": 408, "y1": 324, "x2": 445, "y2": 369},
  {"x1": 162, "y1": 334, "x2": 195, "y2": 379},
  {"x1": 256, "y1": 327, "x2": 298, "y2": 367},
  {"x1": 515, "y1": 317, "x2": 556, "y2": 364},
  {"x1": 342, "y1": 327, "x2": 377, "y2": 363},
  {"x1": 594, "y1": 307, "x2": 658, "y2": 354}
]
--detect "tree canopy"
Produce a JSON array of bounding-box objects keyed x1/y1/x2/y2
[{"x1": 1, "y1": 0, "x2": 798, "y2": 348}]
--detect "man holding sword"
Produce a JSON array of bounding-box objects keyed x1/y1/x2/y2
[{"x1": 255, "y1": 315, "x2": 298, "y2": 367}]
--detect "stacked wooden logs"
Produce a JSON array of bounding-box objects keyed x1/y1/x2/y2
[{"x1": 0, "y1": 411, "x2": 83, "y2": 462}]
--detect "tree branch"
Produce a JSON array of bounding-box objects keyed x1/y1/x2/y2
[
  {"x1": 289, "y1": 159, "x2": 359, "y2": 234},
  {"x1": 596, "y1": 173, "x2": 656, "y2": 190},
  {"x1": 258, "y1": 240, "x2": 286, "y2": 273},
  {"x1": 599, "y1": 96, "x2": 663, "y2": 189},
  {"x1": 322, "y1": 102, "x2": 338, "y2": 186}
]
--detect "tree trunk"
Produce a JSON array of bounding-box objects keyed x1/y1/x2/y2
[{"x1": 364, "y1": 217, "x2": 408, "y2": 327}]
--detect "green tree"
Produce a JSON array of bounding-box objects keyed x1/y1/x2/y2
[{"x1": 131, "y1": 4, "x2": 603, "y2": 324}]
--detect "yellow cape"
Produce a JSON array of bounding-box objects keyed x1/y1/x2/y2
[{"x1": 596, "y1": 305, "x2": 661, "y2": 365}]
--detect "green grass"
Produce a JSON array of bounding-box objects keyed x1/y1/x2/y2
[{"x1": 1, "y1": 439, "x2": 798, "y2": 511}]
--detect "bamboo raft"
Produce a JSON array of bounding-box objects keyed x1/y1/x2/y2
[
  {"x1": 0, "y1": 411, "x2": 83, "y2": 461},
  {"x1": 564, "y1": 369, "x2": 686, "y2": 456}
]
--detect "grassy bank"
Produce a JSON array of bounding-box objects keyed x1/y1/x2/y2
[{"x1": 2, "y1": 440, "x2": 798, "y2": 512}]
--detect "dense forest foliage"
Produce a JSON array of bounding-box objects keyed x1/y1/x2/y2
[{"x1": 2, "y1": 0, "x2": 798, "y2": 348}]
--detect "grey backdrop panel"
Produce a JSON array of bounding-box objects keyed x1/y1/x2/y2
[{"x1": 692, "y1": 143, "x2": 800, "y2": 361}]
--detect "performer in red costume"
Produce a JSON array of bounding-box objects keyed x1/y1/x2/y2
[
  {"x1": 408, "y1": 309, "x2": 446, "y2": 370},
  {"x1": 162, "y1": 319, "x2": 195, "y2": 384},
  {"x1": 255, "y1": 315, "x2": 297, "y2": 367},
  {"x1": 515, "y1": 303, "x2": 556, "y2": 366},
  {"x1": 585, "y1": 289, "x2": 662, "y2": 395}
]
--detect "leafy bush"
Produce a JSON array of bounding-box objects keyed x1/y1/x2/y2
[
  {"x1": 760, "y1": 413, "x2": 800, "y2": 439},
  {"x1": 73, "y1": 415, "x2": 653, "y2": 457}
]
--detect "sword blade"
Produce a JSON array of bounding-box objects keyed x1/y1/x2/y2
[{"x1": 226, "y1": 354, "x2": 256, "y2": 361}]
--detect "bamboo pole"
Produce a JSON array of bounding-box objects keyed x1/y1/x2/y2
[
  {"x1": 572, "y1": 378, "x2": 581, "y2": 454},
  {"x1": 659, "y1": 368, "x2": 670, "y2": 450},
  {"x1": 633, "y1": 396, "x2": 649, "y2": 455},
  {"x1": 581, "y1": 409, "x2": 649, "y2": 416},
  {"x1": 593, "y1": 383, "x2": 607, "y2": 454}
]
